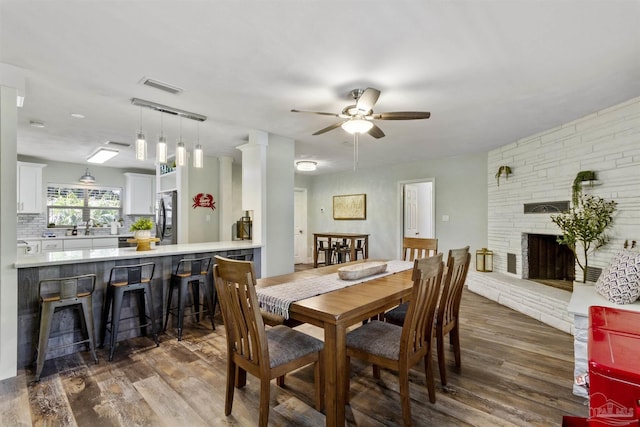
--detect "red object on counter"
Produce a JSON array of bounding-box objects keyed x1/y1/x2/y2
[{"x1": 563, "y1": 306, "x2": 640, "y2": 426}]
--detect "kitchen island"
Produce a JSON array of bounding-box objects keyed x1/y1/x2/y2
[{"x1": 16, "y1": 241, "x2": 261, "y2": 367}]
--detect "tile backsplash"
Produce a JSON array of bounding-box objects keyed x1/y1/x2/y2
[{"x1": 17, "y1": 214, "x2": 152, "y2": 237}]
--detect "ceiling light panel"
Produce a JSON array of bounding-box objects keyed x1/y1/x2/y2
[{"x1": 87, "y1": 147, "x2": 119, "y2": 163}]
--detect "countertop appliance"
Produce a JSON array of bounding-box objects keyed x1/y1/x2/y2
[{"x1": 157, "y1": 190, "x2": 177, "y2": 245}]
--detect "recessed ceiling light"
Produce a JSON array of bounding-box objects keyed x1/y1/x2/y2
[
  {"x1": 29, "y1": 120, "x2": 45, "y2": 128},
  {"x1": 87, "y1": 147, "x2": 119, "y2": 164},
  {"x1": 296, "y1": 161, "x2": 317, "y2": 171},
  {"x1": 71, "y1": 113, "x2": 85, "y2": 119}
]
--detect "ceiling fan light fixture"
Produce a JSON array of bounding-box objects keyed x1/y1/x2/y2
[
  {"x1": 341, "y1": 118, "x2": 373, "y2": 134},
  {"x1": 296, "y1": 161, "x2": 317, "y2": 171},
  {"x1": 79, "y1": 168, "x2": 96, "y2": 184}
]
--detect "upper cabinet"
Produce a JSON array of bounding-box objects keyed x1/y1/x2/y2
[
  {"x1": 124, "y1": 173, "x2": 155, "y2": 215},
  {"x1": 17, "y1": 162, "x2": 46, "y2": 214}
]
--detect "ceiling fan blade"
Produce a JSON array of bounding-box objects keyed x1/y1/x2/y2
[
  {"x1": 368, "y1": 124, "x2": 385, "y2": 139},
  {"x1": 312, "y1": 121, "x2": 345, "y2": 136},
  {"x1": 356, "y1": 88, "x2": 381, "y2": 113},
  {"x1": 291, "y1": 109, "x2": 341, "y2": 118},
  {"x1": 371, "y1": 111, "x2": 431, "y2": 120}
]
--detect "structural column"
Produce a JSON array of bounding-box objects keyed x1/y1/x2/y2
[
  {"x1": 0, "y1": 81, "x2": 20, "y2": 379},
  {"x1": 218, "y1": 156, "x2": 233, "y2": 241},
  {"x1": 237, "y1": 131, "x2": 268, "y2": 276}
]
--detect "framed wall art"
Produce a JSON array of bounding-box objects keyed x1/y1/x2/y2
[{"x1": 333, "y1": 194, "x2": 366, "y2": 220}]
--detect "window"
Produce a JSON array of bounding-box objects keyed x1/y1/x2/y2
[{"x1": 47, "y1": 184, "x2": 122, "y2": 227}]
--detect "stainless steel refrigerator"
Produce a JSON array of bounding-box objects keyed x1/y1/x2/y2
[{"x1": 156, "y1": 190, "x2": 177, "y2": 245}]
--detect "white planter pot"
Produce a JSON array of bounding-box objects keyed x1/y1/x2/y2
[{"x1": 134, "y1": 230, "x2": 151, "y2": 239}]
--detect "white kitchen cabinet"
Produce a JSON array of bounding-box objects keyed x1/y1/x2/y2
[
  {"x1": 124, "y1": 173, "x2": 155, "y2": 215},
  {"x1": 92, "y1": 237, "x2": 118, "y2": 248},
  {"x1": 41, "y1": 240, "x2": 63, "y2": 252},
  {"x1": 17, "y1": 162, "x2": 46, "y2": 214}
]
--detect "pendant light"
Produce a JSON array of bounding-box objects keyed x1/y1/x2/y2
[
  {"x1": 176, "y1": 116, "x2": 186, "y2": 167},
  {"x1": 79, "y1": 168, "x2": 96, "y2": 184},
  {"x1": 193, "y1": 122, "x2": 203, "y2": 168},
  {"x1": 135, "y1": 107, "x2": 147, "y2": 160},
  {"x1": 157, "y1": 112, "x2": 168, "y2": 164}
]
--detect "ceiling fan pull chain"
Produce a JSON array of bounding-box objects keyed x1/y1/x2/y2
[{"x1": 353, "y1": 133, "x2": 359, "y2": 171}]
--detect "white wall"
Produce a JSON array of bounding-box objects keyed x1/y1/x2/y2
[
  {"x1": 488, "y1": 96, "x2": 640, "y2": 277},
  {"x1": 266, "y1": 134, "x2": 295, "y2": 275},
  {"x1": 303, "y1": 152, "x2": 488, "y2": 260},
  {"x1": 187, "y1": 155, "x2": 220, "y2": 243}
]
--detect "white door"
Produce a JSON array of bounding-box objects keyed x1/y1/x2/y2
[
  {"x1": 404, "y1": 184, "x2": 419, "y2": 237},
  {"x1": 294, "y1": 188, "x2": 308, "y2": 264}
]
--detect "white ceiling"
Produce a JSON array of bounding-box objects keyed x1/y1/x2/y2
[{"x1": 2, "y1": 1, "x2": 639, "y2": 175}]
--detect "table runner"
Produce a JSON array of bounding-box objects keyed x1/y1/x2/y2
[{"x1": 257, "y1": 260, "x2": 414, "y2": 319}]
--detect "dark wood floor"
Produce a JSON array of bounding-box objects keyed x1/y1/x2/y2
[{"x1": 0, "y1": 277, "x2": 587, "y2": 426}]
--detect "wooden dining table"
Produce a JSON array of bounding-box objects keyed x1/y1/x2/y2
[
  {"x1": 257, "y1": 261, "x2": 414, "y2": 427},
  {"x1": 313, "y1": 232, "x2": 369, "y2": 267}
]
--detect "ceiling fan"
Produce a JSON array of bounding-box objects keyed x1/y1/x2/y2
[{"x1": 291, "y1": 87, "x2": 430, "y2": 138}]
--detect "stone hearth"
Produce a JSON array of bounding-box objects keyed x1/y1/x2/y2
[{"x1": 467, "y1": 270, "x2": 573, "y2": 335}]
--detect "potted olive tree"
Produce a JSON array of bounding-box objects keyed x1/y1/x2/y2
[
  {"x1": 551, "y1": 194, "x2": 616, "y2": 283},
  {"x1": 130, "y1": 217, "x2": 154, "y2": 240}
]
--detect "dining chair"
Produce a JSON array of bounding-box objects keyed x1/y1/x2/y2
[
  {"x1": 384, "y1": 246, "x2": 471, "y2": 387},
  {"x1": 213, "y1": 255, "x2": 324, "y2": 427},
  {"x1": 402, "y1": 237, "x2": 438, "y2": 261},
  {"x1": 345, "y1": 253, "x2": 444, "y2": 426},
  {"x1": 436, "y1": 246, "x2": 471, "y2": 387}
]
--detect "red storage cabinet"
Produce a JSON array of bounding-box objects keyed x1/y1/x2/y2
[{"x1": 587, "y1": 306, "x2": 640, "y2": 426}]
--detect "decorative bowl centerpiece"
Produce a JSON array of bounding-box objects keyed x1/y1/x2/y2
[{"x1": 338, "y1": 261, "x2": 387, "y2": 280}]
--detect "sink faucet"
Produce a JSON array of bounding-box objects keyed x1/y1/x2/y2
[{"x1": 85, "y1": 219, "x2": 93, "y2": 235}]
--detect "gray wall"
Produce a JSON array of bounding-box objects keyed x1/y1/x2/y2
[
  {"x1": 187, "y1": 155, "x2": 220, "y2": 243},
  {"x1": 299, "y1": 152, "x2": 488, "y2": 260}
]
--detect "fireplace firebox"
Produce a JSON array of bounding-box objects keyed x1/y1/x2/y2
[{"x1": 522, "y1": 233, "x2": 575, "y2": 285}]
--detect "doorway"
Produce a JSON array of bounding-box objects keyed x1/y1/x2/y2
[
  {"x1": 398, "y1": 179, "x2": 435, "y2": 257},
  {"x1": 294, "y1": 188, "x2": 308, "y2": 264}
]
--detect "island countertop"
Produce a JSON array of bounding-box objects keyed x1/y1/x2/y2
[{"x1": 15, "y1": 240, "x2": 261, "y2": 268}]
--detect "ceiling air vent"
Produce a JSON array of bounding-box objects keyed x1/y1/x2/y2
[
  {"x1": 140, "y1": 77, "x2": 183, "y2": 95},
  {"x1": 105, "y1": 141, "x2": 131, "y2": 147}
]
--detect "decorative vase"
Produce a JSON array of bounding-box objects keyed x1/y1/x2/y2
[{"x1": 134, "y1": 230, "x2": 151, "y2": 240}]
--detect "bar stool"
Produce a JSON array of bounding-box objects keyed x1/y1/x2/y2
[
  {"x1": 99, "y1": 262, "x2": 158, "y2": 361},
  {"x1": 163, "y1": 257, "x2": 215, "y2": 341},
  {"x1": 316, "y1": 239, "x2": 333, "y2": 266},
  {"x1": 333, "y1": 238, "x2": 351, "y2": 264},
  {"x1": 34, "y1": 274, "x2": 98, "y2": 382},
  {"x1": 354, "y1": 239, "x2": 365, "y2": 260}
]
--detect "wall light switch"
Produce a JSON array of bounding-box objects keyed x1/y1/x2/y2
[{"x1": 442, "y1": 215, "x2": 450, "y2": 222}]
